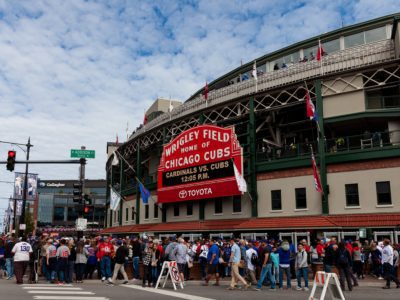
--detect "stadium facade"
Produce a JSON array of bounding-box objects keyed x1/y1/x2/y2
[{"x1": 103, "y1": 14, "x2": 400, "y2": 243}]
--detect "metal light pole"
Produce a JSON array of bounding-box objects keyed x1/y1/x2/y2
[{"x1": 19, "y1": 137, "x2": 32, "y2": 237}]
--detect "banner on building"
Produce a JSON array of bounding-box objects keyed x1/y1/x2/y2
[
  {"x1": 16, "y1": 200, "x2": 23, "y2": 216},
  {"x1": 14, "y1": 172, "x2": 38, "y2": 200},
  {"x1": 157, "y1": 125, "x2": 243, "y2": 203}
]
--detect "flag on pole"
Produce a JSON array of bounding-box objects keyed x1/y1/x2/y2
[
  {"x1": 233, "y1": 162, "x2": 247, "y2": 193},
  {"x1": 316, "y1": 40, "x2": 324, "y2": 61},
  {"x1": 169, "y1": 99, "x2": 173, "y2": 113},
  {"x1": 138, "y1": 182, "x2": 151, "y2": 204},
  {"x1": 112, "y1": 151, "x2": 119, "y2": 166},
  {"x1": 311, "y1": 152, "x2": 323, "y2": 193},
  {"x1": 252, "y1": 61, "x2": 258, "y2": 80},
  {"x1": 204, "y1": 81, "x2": 209, "y2": 101},
  {"x1": 110, "y1": 187, "x2": 121, "y2": 211},
  {"x1": 305, "y1": 89, "x2": 318, "y2": 121},
  {"x1": 143, "y1": 114, "x2": 148, "y2": 125}
]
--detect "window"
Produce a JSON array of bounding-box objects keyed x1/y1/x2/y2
[
  {"x1": 271, "y1": 190, "x2": 282, "y2": 210},
  {"x1": 186, "y1": 203, "x2": 193, "y2": 216},
  {"x1": 173, "y1": 203, "x2": 180, "y2": 217},
  {"x1": 54, "y1": 207, "x2": 65, "y2": 221},
  {"x1": 344, "y1": 32, "x2": 364, "y2": 48},
  {"x1": 365, "y1": 26, "x2": 386, "y2": 43},
  {"x1": 304, "y1": 45, "x2": 318, "y2": 59},
  {"x1": 295, "y1": 188, "x2": 307, "y2": 209},
  {"x1": 131, "y1": 207, "x2": 135, "y2": 221},
  {"x1": 144, "y1": 205, "x2": 149, "y2": 219},
  {"x1": 232, "y1": 196, "x2": 242, "y2": 213},
  {"x1": 365, "y1": 85, "x2": 400, "y2": 109},
  {"x1": 376, "y1": 181, "x2": 392, "y2": 205},
  {"x1": 154, "y1": 204, "x2": 159, "y2": 219},
  {"x1": 323, "y1": 39, "x2": 340, "y2": 54},
  {"x1": 345, "y1": 184, "x2": 360, "y2": 207},
  {"x1": 125, "y1": 208, "x2": 129, "y2": 221},
  {"x1": 214, "y1": 198, "x2": 223, "y2": 214},
  {"x1": 67, "y1": 207, "x2": 78, "y2": 221}
]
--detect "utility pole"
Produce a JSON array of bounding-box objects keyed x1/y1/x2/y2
[
  {"x1": 77, "y1": 146, "x2": 86, "y2": 240},
  {"x1": 19, "y1": 137, "x2": 32, "y2": 237}
]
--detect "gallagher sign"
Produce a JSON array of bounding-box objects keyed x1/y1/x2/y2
[{"x1": 157, "y1": 124, "x2": 243, "y2": 203}]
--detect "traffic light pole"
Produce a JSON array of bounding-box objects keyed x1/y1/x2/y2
[
  {"x1": 77, "y1": 146, "x2": 86, "y2": 241},
  {"x1": 19, "y1": 138, "x2": 32, "y2": 237}
]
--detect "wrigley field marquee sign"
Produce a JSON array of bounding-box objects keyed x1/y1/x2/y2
[{"x1": 157, "y1": 124, "x2": 243, "y2": 203}]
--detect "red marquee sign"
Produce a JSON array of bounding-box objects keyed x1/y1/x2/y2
[{"x1": 157, "y1": 125, "x2": 243, "y2": 203}]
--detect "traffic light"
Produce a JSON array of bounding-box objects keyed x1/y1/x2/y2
[
  {"x1": 84, "y1": 205, "x2": 90, "y2": 214},
  {"x1": 6, "y1": 150, "x2": 16, "y2": 171},
  {"x1": 73, "y1": 182, "x2": 83, "y2": 203}
]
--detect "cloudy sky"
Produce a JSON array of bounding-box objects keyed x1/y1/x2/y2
[{"x1": 0, "y1": 0, "x2": 399, "y2": 221}]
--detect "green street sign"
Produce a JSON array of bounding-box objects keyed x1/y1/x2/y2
[{"x1": 70, "y1": 149, "x2": 95, "y2": 159}]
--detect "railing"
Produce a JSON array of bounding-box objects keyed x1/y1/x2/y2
[
  {"x1": 256, "y1": 130, "x2": 400, "y2": 162},
  {"x1": 130, "y1": 39, "x2": 395, "y2": 141},
  {"x1": 257, "y1": 141, "x2": 319, "y2": 162},
  {"x1": 325, "y1": 130, "x2": 400, "y2": 153}
]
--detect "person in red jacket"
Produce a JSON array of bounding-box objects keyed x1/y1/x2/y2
[{"x1": 97, "y1": 236, "x2": 115, "y2": 283}]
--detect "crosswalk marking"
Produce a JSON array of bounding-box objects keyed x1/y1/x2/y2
[
  {"x1": 123, "y1": 284, "x2": 216, "y2": 300},
  {"x1": 23, "y1": 287, "x2": 82, "y2": 290},
  {"x1": 28, "y1": 291, "x2": 94, "y2": 295},
  {"x1": 32, "y1": 297, "x2": 109, "y2": 300},
  {"x1": 23, "y1": 284, "x2": 74, "y2": 287}
]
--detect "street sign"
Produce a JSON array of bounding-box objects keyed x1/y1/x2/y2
[
  {"x1": 76, "y1": 218, "x2": 87, "y2": 231},
  {"x1": 359, "y1": 227, "x2": 367, "y2": 238},
  {"x1": 70, "y1": 149, "x2": 95, "y2": 159}
]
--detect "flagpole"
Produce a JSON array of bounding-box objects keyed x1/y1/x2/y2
[
  {"x1": 318, "y1": 39, "x2": 324, "y2": 76},
  {"x1": 310, "y1": 145, "x2": 325, "y2": 197},
  {"x1": 113, "y1": 150, "x2": 161, "y2": 210}
]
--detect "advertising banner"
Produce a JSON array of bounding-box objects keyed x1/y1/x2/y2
[
  {"x1": 157, "y1": 125, "x2": 243, "y2": 203},
  {"x1": 14, "y1": 172, "x2": 38, "y2": 200}
]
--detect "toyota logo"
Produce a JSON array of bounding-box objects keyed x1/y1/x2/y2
[{"x1": 178, "y1": 190, "x2": 187, "y2": 199}]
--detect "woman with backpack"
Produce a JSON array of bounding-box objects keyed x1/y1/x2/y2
[{"x1": 335, "y1": 242, "x2": 353, "y2": 291}]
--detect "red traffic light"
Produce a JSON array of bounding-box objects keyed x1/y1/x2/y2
[
  {"x1": 6, "y1": 150, "x2": 16, "y2": 172},
  {"x1": 84, "y1": 206, "x2": 89, "y2": 213},
  {"x1": 8, "y1": 150, "x2": 16, "y2": 158}
]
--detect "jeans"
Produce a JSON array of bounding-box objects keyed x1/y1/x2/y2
[
  {"x1": 324, "y1": 264, "x2": 332, "y2": 273},
  {"x1": 383, "y1": 263, "x2": 400, "y2": 288},
  {"x1": 76, "y1": 263, "x2": 86, "y2": 281},
  {"x1": 257, "y1": 264, "x2": 275, "y2": 289},
  {"x1": 66, "y1": 260, "x2": 74, "y2": 283},
  {"x1": 132, "y1": 256, "x2": 140, "y2": 279},
  {"x1": 5, "y1": 258, "x2": 14, "y2": 278},
  {"x1": 279, "y1": 266, "x2": 291, "y2": 288},
  {"x1": 41, "y1": 257, "x2": 48, "y2": 280},
  {"x1": 296, "y1": 267, "x2": 309, "y2": 288},
  {"x1": 151, "y1": 266, "x2": 158, "y2": 284},
  {"x1": 273, "y1": 265, "x2": 279, "y2": 283},
  {"x1": 100, "y1": 256, "x2": 112, "y2": 279},
  {"x1": 199, "y1": 257, "x2": 207, "y2": 279}
]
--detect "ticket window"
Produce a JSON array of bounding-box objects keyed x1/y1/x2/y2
[
  {"x1": 241, "y1": 233, "x2": 254, "y2": 240},
  {"x1": 341, "y1": 231, "x2": 359, "y2": 242},
  {"x1": 279, "y1": 232, "x2": 294, "y2": 243},
  {"x1": 191, "y1": 234, "x2": 202, "y2": 241},
  {"x1": 374, "y1": 231, "x2": 394, "y2": 243},
  {"x1": 394, "y1": 232, "x2": 400, "y2": 244},
  {"x1": 210, "y1": 233, "x2": 221, "y2": 240},
  {"x1": 254, "y1": 233, "x2": 268, "y2": 241},
  {"x1": 295, "y1": 232, "x2": 310, "y2": 245},
  {"x1": 323, "y1": 232, "x2": 341, "y2": 242},
  {"x1": 221, "y1": 233, "x2": 233, "y2": 240},
  {"x1": 158, "y1": 234, "x2": 170, "y2": 241}
]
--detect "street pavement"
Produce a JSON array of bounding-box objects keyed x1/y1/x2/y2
[{"x1": 1, "y1": 277, "x2": 400, "y2": 300}]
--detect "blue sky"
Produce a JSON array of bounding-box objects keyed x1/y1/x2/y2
[{"x1": 0, "y1": 0, "x2": 399, "y2": 223}]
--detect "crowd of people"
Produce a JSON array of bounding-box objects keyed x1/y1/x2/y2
[{"x1": 1, "y1": 233, "x2": 399, "y2": 292}]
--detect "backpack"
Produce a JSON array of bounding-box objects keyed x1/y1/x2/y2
[
  {"x1": 337, "y1": 249, "x2": 349, "y2": 265},
  {"x1": 251, "y1": 252, "x2": 259, "y2": 266}
]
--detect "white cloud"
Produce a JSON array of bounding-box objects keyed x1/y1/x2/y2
[{"x1": 0, "y1": 0, "x2": 399, "y2": 222}]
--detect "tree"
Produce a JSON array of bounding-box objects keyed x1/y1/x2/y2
[{"x1": 24, "y1": 208, "x2": 35, "y2": 235}]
